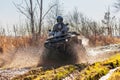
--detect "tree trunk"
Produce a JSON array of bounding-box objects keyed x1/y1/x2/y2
[
  {"x1": 30, "y1": 0, "x2": 34, "y2": 34},
  {"x1": 38, "y1": 0, "x2": 43, "y2": 35}
]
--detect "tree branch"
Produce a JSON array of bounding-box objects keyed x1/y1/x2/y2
[{"x1": 42, "y1": 4, "x2": 57, "y2": 19}]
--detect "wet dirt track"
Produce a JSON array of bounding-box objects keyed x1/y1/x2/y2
[{"x1": 0, "y1": 44, "x2": 120, "y2": 80}]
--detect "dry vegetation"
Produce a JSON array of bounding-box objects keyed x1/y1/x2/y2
[
  {"x1": 0, "y1": 35, "x2": 47, "y2": 53},
  {"x1": 0, "y1": 34, "x2": 120, "y2": 54},
  {"x1": 88, "y1": 35, "x2": 120, "y2": 46}
]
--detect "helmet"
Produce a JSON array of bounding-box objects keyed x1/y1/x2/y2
[{"x1": 57, "y1": 16, "x2": 63, "y2": 23}]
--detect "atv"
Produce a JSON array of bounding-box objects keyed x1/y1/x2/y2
[
  {"x1": 44, "y1": 31, "x2": 80, "y2": 49},
  {"x1": 43, "y1": 25, "x2": 86, "y2": 64}
]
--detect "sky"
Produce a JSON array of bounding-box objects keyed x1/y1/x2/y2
[{"x1": 0, "y1": 0, "x2": 117, "y2": 27}]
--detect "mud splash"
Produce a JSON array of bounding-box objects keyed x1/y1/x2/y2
[
  {"x1": 40, "y1": 36, "x2": 87, "y2": 66},
  {"x1": 40, "y1": 43, "x2": 87, "y2": 66},
  {"x1": 0, "y1": 46, "x2": 44, "y2": 68}
]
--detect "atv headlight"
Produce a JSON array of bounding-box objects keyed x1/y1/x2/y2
[
  {"x1": 71, "y1": 34, "x2": 76, "y2": 37},
  {"x1": 66, "y1": 39, "x2": 68, "y2": 42}
]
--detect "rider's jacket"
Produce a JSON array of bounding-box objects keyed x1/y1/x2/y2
[{"x1": 53, "y1": 23, "x2": 68, "y2": 33}]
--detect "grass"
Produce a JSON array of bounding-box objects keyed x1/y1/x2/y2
[
  {"x1": 89, "y1": 35, "x2": 120, "y2": 46},
  {"x1": 0, "y1": 34, "x2": 120, "y2": 53},
  {"x1": 0, "y1": 35, "x2": 46, "y2": 53},
  {"x1": 12, "y1": 53, "x2": 120, "y2": 80},
  {"x1": 76, "y1": 53, "x2": 120, "y2": 80},
  {"x1": 108, "y1": 67, "x2": 120, "y2": 80},
  {"x1": 0, "y1": 34, "x2": 119, "y2": 53},
  {"x1": 12, "y1": 64, "x2": 87, "y2": 80}
]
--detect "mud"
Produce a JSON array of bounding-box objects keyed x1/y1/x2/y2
[
  {"x1": 0, "y1": 46, "x2": 43, "y2": 68},
  {"x1": 0, "y1": 43, "x2": 119, "y2": 79},
  {"x1": 40, "y1": 42, "x2": 87, "y2": 66},
  {"x1": 0, "y1": 68, "x2": 29, "y2": 80}
]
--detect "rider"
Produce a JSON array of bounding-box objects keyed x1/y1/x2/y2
[{"x1": 50, "y1": 16, "x2": 69, "y2": 37}]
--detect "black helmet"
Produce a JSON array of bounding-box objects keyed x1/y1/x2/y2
[{"x1": 57, "y1": 16, "x2": 63, "y2": 23}]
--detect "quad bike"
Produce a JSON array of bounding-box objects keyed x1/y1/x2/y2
[
  {"x1": 44, "y1": 29, "x2": 81, "y2": 49},
  {"x1": 43, "y1": 25, "x2": 87, "y2": 64}
]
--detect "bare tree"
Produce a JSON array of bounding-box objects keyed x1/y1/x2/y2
[
  {"x1": 114, "y1": 0, "x2": 120, "y2": 12},
  {"x1": 36, "y1": 0, "x2": 43, "y2": 35},
  {"x1": 66, "y1": 8, "x2": 82, "y2": 33},
  {"x1": 66, "y1": 8, "x2": 93, "y2": 36},
  {"x1": 102, "y1": 7, "x2": 115, "y2": 36},
  {"x1": 114, "y1": 0, "x2": 120, "y2": 36},
  {"x1": 14, "y1": 0, "x2": 35, "y2": 35},
  {"x1": 14, "y1": 0, "x2": 58, "y2": 36},
  {"x1": 47, "y1": 0, "x2": 63, "y2": 28},
  {"x1": 67, "y1": 8, "x2": 106, "y2": 39}
]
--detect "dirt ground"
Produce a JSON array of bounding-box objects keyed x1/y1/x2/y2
[{"x1": 0, "y1": 42, "x2": 119, "y2": 79}]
